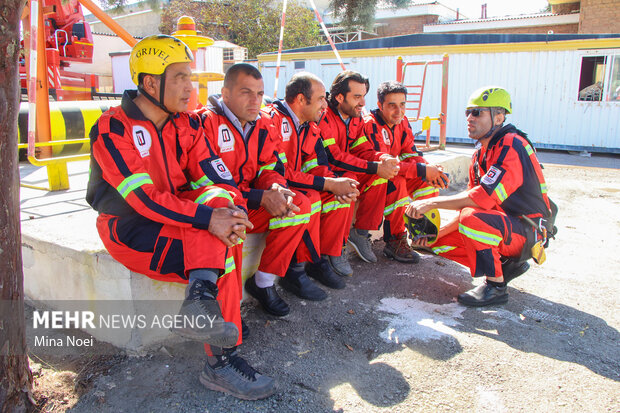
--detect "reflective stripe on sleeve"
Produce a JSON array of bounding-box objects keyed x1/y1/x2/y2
[{"x1": 117, "y1": 173, "x2": 153, "y2": 199}]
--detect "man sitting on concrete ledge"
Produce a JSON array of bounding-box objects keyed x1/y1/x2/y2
[
  {"x1": 86, "y1": 35, "x2": 275, "y2": 400},
  {"x1": 200, "y1": 64, "x2": 313, "y2": 317},
  {"x1": 363, "y1": 81, "x2": 449, "y2": 264}
]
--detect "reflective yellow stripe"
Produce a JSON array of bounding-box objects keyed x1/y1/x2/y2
[
  {"x1": 301, "y1": 159, "x2": 319, "y2": 173},
  {"x1": 268, "y1": 213, "x2": 311, "y2": 229},
  {"x1": 540, "y1": 183, "x2": 548, "y2": 194},
  {"x1": 191, "y1": 175, "x2": 215, "y2": 189},
  {"x1": 363, "y1": 178, "x2": 387, "y2": 193},
  {"x1": 459, "y1": 223, "x2": 502, "y2": 246},
  {"x1": 257, "y1": 162, "x2": 277, "y2": 178},
  {"x1": 432, "y1": 245, "x2": 456, "y2": 254},
  {"x1": 412, "y1": 185, "x2": 439, "y2": 200},
  {"x1": 321, "y1": 200, "x2": 351, "y2": 214},
  {"x1": 278, "y1": 152, "x2": 288, "y2": 164},
  {"x1": 223, "y1": 256, "x2": 236, "y2": 275},
  {"x1": 194, "y1": 187, "x2": 234, "y2": 204},
  {"x1": 310, "y1": 201, "x2": 321, "y2": 215},
  {"x1": 384, "y1": 196, "x2": 411, "y2": 216},
  {"x1": 117, "y1": 173, "x2": 153, "y2": 198},
  {"x1": 494, "y1": 183, "x2": 508, "y2": 203},
  {"x1": 350, "y1": 135, "x2": 368, "y2": 149},
  {"x1": 399, "y1": 153, "x2": 415, "y2": 161},
  {"x1": 323, "y1": 138, "x2": 336, "y2": 147},
  {"x1": 524, "y1": 144, "x2": 534, "y2": 156}
]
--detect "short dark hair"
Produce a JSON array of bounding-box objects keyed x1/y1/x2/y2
[
  {"x1": 328, "y1": 70, "x2": 369, "y2": 108},
  {"x1": 285, "y1": 72, "x2": 322, "y2": 104},
  {"x1": 224, "y1": 63, "x2": 262, "y2": 89},
  {"x1": 377, "y1": 81, "x2": 407, "y2": 104}
]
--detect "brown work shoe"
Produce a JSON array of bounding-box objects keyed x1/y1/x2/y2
[{"x1": 383, "y1": 234, "x2": 420, "y2": 263}]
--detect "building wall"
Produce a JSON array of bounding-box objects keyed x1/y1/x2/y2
[
  {"x1": 260, "y1": 44, "x2": 620, "y2": 151},
  {"x1": 579, "y1": 0, "x2": 620, "y2": 33},
  {"x1": 453, "y1": 24, "x2": 579, "y2": 34},
  {"x1": 376, "y1": 15, "x2": 439, "y2": 37},
  {"x1": 552, "y1": 2, "x2": 581, "y2": 14},
  {"x1": 90, "y1": 9, "x2": 161, "y2": 38}
]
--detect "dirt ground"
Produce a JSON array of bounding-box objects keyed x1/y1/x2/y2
[{"x1": 27, "y1": 150, "x2": 620, "y2": 412}]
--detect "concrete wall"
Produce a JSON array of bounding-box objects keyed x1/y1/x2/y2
[{"x1": 579, "y1": 0, "x2": 620, "y2": 33}]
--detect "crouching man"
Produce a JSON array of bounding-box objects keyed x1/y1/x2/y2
[{"x1": 406, "y1": 86, "x2": 555, "y2": 307}]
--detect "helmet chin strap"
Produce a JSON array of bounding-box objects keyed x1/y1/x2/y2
[
  {"x1": 138, "y1": 70, "x2": 173, "y2": 115},
  {"x1": 478, "y1": 107, "x2": 501, "y2": 141}
]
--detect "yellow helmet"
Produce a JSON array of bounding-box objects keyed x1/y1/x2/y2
[
  {"x1": 129, "y1": 34, "x2": 193, "y2": 86},
  {"x1": 404, "y1": 209, "x2": 441, "y2": 244},
  {"x1": 467, "y1": 86, "x2": 512, "y2": 114}
]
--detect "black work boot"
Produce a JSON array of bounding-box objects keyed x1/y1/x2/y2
[
  {"x1": 171, "y1": 279, "x2": 239, "y2": 347},
  {"x1": 280, "y1": 263, "x2": 327, "y2": 301},
  {"x1": 245, "y1": 275, "x2": 290, "y2": 316},
  {"x1": 305, "y1": 258, "x2": 345, "y2": 289},
  {"x1": 241, "y1": 319, "x2": 249, "y2": 341},
  {"x1": 201, "y1": 348, "x2": 276, "y2": 400},
  {"x1": 501, "y1": 258, "x2": 530, "y2": 284},
  {"x1": 457, "y1": 281, "x2": 509, "y2": 307}
]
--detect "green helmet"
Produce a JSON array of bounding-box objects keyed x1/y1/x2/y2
[
  {"x1": 467, "y1": 86, "x2": 512, "y2": 114},
  {"x1": 404, "y1": 209, "x2": 441, "y2": 244}
]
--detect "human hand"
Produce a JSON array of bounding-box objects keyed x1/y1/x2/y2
[
  {"x1": 405, "y1": 198, "x2": 435, "y2": 219},
  {"x1": 425, "y1": 164, "x2": 450, "y2": 189},
  {"x1": 325, "y1": 177, "x2": 359, "y2": 203},
  {"x1": 377, "y1": 156, "x2": 400, "y2": 179},
  {"x1": 209, "y1": 201, "x2": 254, "y2": 247},
  {"x1": 261, "y1": 183, "x2": 300, "y2": 218}
]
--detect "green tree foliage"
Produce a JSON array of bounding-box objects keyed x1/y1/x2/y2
[
  {"x1": 160, "y1": 0, "x2": 321, "y2": 58},
  {"x1": 330, "y1": 0, "x2": 412, "y2": 30}
]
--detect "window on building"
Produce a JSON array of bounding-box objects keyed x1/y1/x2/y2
[
  {"x1": 294, "y1": 60, "x2": 305, "y2": 70},
  {"x1": 608, "y1": 55, "x2": 620, "y2": 101},
  {"x1": 578, "y1": 54, "x2": 620, "y2": 102},
  {"x1": 223, "y1": 48, "x2": 235, "y2": 62}
]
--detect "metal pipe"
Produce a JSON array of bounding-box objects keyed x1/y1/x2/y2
[{"x1": 273, "y1": 0, "x2": 288, "y2": 99}]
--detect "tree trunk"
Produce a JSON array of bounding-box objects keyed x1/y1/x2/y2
[{"x1": 0, "y1": 0, "x2": 35, "y2": 412}]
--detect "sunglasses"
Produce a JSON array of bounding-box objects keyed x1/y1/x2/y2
[{"x1": 465, "y1": 108, "x2": 491, "y2": 117}]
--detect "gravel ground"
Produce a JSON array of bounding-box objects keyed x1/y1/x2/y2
[{"x1": 30, "y1": 151, "x2": 620, "y2": 413}]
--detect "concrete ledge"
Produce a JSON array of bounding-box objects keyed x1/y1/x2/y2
[{"x1": 19, "y1": 148, "x2": 470, "y2": 351}]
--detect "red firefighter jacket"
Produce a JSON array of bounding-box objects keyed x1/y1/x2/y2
[{"x1": 86, "y1": 90, "x2": 242, "y2": 230}]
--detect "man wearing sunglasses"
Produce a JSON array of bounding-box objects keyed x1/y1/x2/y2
[{"x1": 405, "y1": 86, "x2": 554, "y2": 307}]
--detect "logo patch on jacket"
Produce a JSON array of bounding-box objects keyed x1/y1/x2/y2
[
  {"x1": 211, "y1": 158, "x2": 233, "y2": 180},
  {"x1": 218, "y1": 125, "x2": 235, "y2": 153},
  {"x1": 481, "y1": 166, "x2": 503, "y2": 186},
  {"x1": 382, "y1": 129, "x2": 391, "y2": 145},
  {"x1": 281, "y1": 119, "x2": 292, "y2": 142},
  {"x1": 132, "y1": 126, "x2": 152, "y2": 157}
]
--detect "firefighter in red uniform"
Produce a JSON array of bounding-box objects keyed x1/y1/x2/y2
[
  {"x1": 406, "y1": 86, "x2": 555, "y2": 307},
  {"x1": 363, "y1": 81, "x2": 449, "y2": 263},
  {"x1": 200, "y1": 64, "x2": 313, "y2": 317},
  {"x1": 86, "y1": 36, "x2": 275, "y2": 400},
  {"x1": 263, "y1": 72, "x2": 360, "y2": 293},
  {"x1": 318, "y1": 71, "x2": 400, "y2": 275}
]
